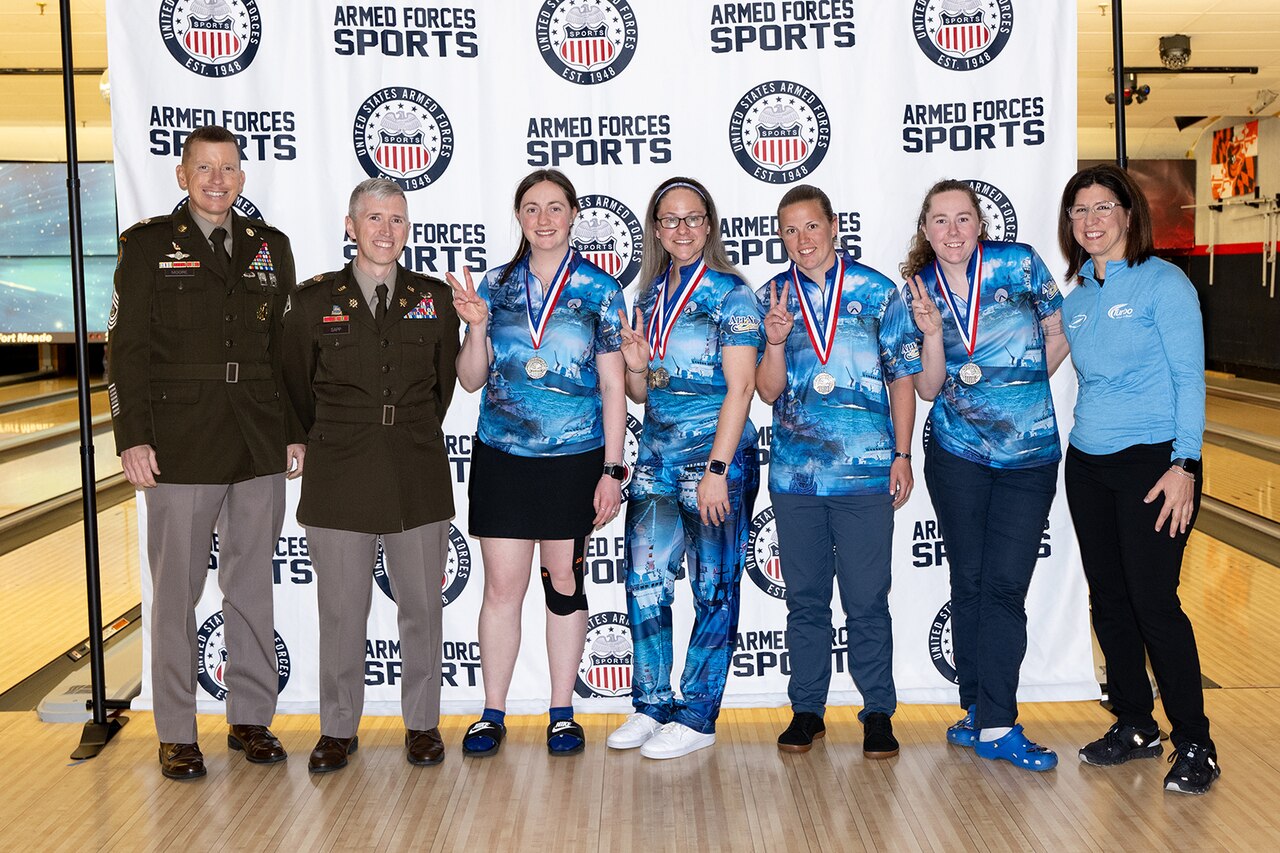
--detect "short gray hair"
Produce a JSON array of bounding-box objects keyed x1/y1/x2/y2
[{"x1": 348, "y1": 178, "x2": 406, "y2": 219}]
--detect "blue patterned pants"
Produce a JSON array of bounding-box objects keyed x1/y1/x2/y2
[{"x1": 624, "y1": 446, "x2": 759, "y2": 734}]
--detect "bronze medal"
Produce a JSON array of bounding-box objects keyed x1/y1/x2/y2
[{"x1": 648, "y1": 366, "x2": 671, "y2": 390}]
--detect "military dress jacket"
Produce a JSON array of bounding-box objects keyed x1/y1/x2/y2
[
  {"x1": 281, "y1": 262, "x2": 460, "y2": 534},
  {"x1": 107, "y1": 206, "x2": 299, "y2": 484}
]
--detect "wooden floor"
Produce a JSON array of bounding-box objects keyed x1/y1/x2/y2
[{"x1": 1, "y1": 530, "x2": 1279, "y2": 852}]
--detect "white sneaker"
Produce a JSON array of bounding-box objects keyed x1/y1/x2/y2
[
  {"x1": 639, "y1": 722, "x2": 715, "y2": 759},
  {"x1": 607, "y1": 713, "x2": 663, "y2": 749}
]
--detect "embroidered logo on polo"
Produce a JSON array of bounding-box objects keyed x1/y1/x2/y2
[
  {"x1": 966, "y1": 179, "x2": 1019, "y2": 242},
  {"x1": 159, "y1": 0, "x2": 261, "y2": 77},
  {"x1": 575, "y1": 611, "x2": 633, "y2": 698},
  {"x1": 928, "y1": 600, "x2": 958, "y2": 684},
  {"x1": 373, "y1": 524, "x2": 473, "y2": 606},
  {"x1": 1107, "y1": 303, "x2": 1134, "y2": 320},
  {"x1": 535, "y1": 0, "x2": 638, "y2": 85},
  {"x1": 353, "y1": 87, "x2": 455, "y2": 191},
  {"x1": 745, "y1": 506, "x2": 786, "y2": 600},
  {"x1": 729, "y1": 81, "x2": 831, "y2": 184},
  {"x1": 912, "y1": 0, "x2": 1013, "y2": 72},
  {"x1": 196, "y1": 611, "x2": 291, "y2": 700},
  {"x1": 572, "y1": 194, "x2": 644, "y2": 287}
]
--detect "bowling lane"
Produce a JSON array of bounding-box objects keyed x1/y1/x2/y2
[
  {"x1": 1202, "y1": 442, "x2": 1280, "y2": 524},
  {"x1": 0, "y1": 429, "x2": 122, "y2": 517},
  {"x1": 1206, "y1": 396, "x2": 1280, "y2": 442},
  {"x1": 0, "y1": 377, "x2": 78, "y2": 407},
  {"x1": 0, "y1": 390, "x2": 111, "y2": 438}
]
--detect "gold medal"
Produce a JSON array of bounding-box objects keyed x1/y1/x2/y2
[
  {"x1": 812, "y1": 372, "x2": 836, "y2": 395},
  {"x1": 525, "y1": 356, "x2": 549, "y2": 379}
]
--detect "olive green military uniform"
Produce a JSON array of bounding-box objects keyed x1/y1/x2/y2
[
  {"x1": 108, "y1": 204, "x2": 298, "y2": 743},
  {"x1": 281, "y1": 262, "x2": 460, "y2": 737}
]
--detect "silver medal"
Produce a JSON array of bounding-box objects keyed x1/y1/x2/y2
[
  {"x1": 958, "y1": 362, "x2": 983, "y2": 385},
  {"x1": 812, "y1": 372, "x2": 836, "y2": 395},
  {"x1": 525, "y1": 356, "x2": 548, "y2": 379}
]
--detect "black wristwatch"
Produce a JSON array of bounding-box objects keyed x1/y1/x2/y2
[
  {"x1": 707, "y1": 459, "x2": 727, "y2": 476},
  {"x1": 893, "y1": 451, "x2": 912, "y2": 461},
  {"x1": 602, "y1": 463, "x2": 626, "y2": 481},
  {"x1": 1170, "y1": 457, "x2": 1201, "y2": 476}
]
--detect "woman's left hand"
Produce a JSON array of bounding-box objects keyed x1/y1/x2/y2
[
  {"x1": 593, "y1": 475, "x2": 623, "y2": 529},
  {"x1": 889, "y1": 457, "x2": 913, "y2": 509},
  {"x1": 697, "y1": 472, "x2": 730, "y2": 527},
  {"x1": 1145, "y1": 468, "x2": 1196, "y2": 537}
]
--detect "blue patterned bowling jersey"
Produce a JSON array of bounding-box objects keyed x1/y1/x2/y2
[
  {"x1": 758, "y1": 252, "x2": 923, "y2": 496},
  {"x1": 905, "y1": 241, "x2": 1062, "y2": 469},
  {"x1": 634, "y1": 262, "x2": 763, "y2": 467},
  {"x1": 475, "y1": 251, "x2": 625, "y2": 457}
]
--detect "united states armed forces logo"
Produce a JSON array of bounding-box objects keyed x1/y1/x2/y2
[
  {"x1": 575, "y1": 611, "x2": 633, "y2": 698},
  {"x1": 572, "y1": 194, "x2": 643, "y2": 287},
  {"x1": 928, "y1": 600, "x2": 958, "y2": 683},
  {"x1": 745, "y1": 506, "x2": 786, "y2": 600},
  {"x1": 966, "y1": 178, "x2": 1019, "y2": 242},
  {"x1": 913, "y1": 0, "x2": 1012, "y2": 71},
  {"x1": 353, "y1": 87, "x2": 455, "y2": 192},
  {"x1": 374, "y1": 524, "x2": 473, "y2": 606},
  {"x1": 159, "y1": 0, "x2": 261, "y2": 77},
  {"x1": 196, "y1": 611, "x2": 291, "y2": 700},
  {"x1": 729, "y1": 81, "x2": 831, "y2": 184},
  {"x1": 536, "y1": 0, "x2": 638, "y2": 85}
]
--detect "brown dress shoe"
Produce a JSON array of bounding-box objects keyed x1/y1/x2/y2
[
  {"x1": 308, "y1": 735, "x2": 358, "y2": 773},
  {"x1": 228, "y1": 724, "x2": 287, "y2": 764},
  {"x1": 406, "y1": 728, "x2": 445, "y2": 766},
  {"x1": 159, "y1": 742, "x2": 206, "y2": 781}
]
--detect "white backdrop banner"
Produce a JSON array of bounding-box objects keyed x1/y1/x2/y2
[{"x1": 109, "y1": 0, "x2": 1094, "y2": 715}]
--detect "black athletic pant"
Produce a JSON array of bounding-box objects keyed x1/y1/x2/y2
[{"x1": 1064, "y1": 441, "x2": 1211, "y2": 748}]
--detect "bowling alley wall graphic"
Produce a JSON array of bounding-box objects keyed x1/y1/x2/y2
[{"x1": 1210, "y1": 120, "x2": 1259, "y2": 201}]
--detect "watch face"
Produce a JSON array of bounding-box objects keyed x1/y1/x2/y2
[{"x1": 708, "y1": 460, "x2": 727, "y2": 475}]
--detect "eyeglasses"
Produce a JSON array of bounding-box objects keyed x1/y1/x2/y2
[
  {"x1": 1066, "y1": 201, "x2": 1121, "y2": 221},
  {"x1": 657, "y1": 213, "x2": 707, "y2": 230}
]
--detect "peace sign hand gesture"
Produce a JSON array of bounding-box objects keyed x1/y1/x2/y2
[
  {"x1": 617, "y1": 306, "x2": 651, "y2": 373},
  {"x1": 446, "y1": 267, "x2": 488, "y2": 327},
  {"x1": 907, "y1": 275, "x2": 943, "y2": 338},
  {"x1": 764, "y1": 280, "x2": 795, "y2": 347}
]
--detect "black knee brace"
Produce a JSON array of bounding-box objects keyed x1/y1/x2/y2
[{"x1": 541, "y1": 536, "x2": 589, "y2": 615}]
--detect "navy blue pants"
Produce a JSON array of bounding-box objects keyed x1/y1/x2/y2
[
  {"x1": 772, "y1": 492, "x2": 896, "y2": 720},
  {"x1": 924, "y1": 444, "x2": 1058, "y2": 729},
  {"x1": 1065, "y1": 441, "x2": 1210, "y2": 748}
]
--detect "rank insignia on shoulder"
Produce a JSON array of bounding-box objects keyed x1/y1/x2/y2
[{"x1": 406, "y1": 295, "x2": 437, "y2": 319}]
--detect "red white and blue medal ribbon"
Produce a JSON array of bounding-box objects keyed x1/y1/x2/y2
[
  {"x1": 933, "y1": 243, "x2": 984, "y2": 359},
  {"x1": 646, "y1": 258, "x2": 707, "y2": 361},
  {"x1": 792, "y1": 254, "x2": 845, "y2": 365},
  {"x1": 524, "y1": 249, "x2": 574, "y2": 350}
]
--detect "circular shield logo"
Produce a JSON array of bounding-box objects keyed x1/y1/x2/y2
[
  {"x1": 572, "y1": 194, "x2": 644, "y2": 287},
  {"x1": 928, "y1": 600, "x2": 958, "y2": 684},
  {"x1": 196, "y1": 611, "x2": 291, "y2": 700},
  {"x1": 353, "y1": 88, "x2": 455, "y2": 191},
  {"x1": 729, "y1": 81, "x2": 831, "y2": 184},
  {"x1": 159, "y1": 0, "x2": 261, "y2": 76},
  {"x1": 621, "y1": 413, "x2": 642, "y2": 501},
  {"x1": 745, "y1": 506, "x2": 786, "y2": 599},
  {"x1": 174, "y1": 193, "x2": 261, "y2": 220},
  {"x1": 374, "y1": 524, "x2": 473, "y2": 606},
  {"x1": 575, "y1": 611, "x2": 633, "y2": 698},
  {"x1": 966, "y1": 179, "x2": 1019, "y2": 242},
  {"x1": 912, "y1": 0, "x2": 1013, "y2": 70},
  {"x1": 536, "y1": 0, "x2": 638, "y2": 85}
]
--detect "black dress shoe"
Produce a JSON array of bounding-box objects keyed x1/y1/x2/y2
[
  {"x1": 159, "y1": 742, "x2": 207, "y2": 780},
  {"x1": 778, "y1": 712, "x2": 826, "y2": 753},
  {"x1": 863, "y1": 712, "x2": 900, "y2": 759},
  {"x1": 406, "y1": 728, "x2": 445, "y2": 766},
  {"x1": 308, "y1": 735, "x2": 358, "y2": 773},
  {"x1": 228, "y1": 724, "x2": 287, "y2": 764}
]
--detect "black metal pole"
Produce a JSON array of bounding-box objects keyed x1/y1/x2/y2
[
  {"x1": 1111, "y1": 0, "x2": 1128, "y2": 168},
  {"x1": 60, "y1": 0, "x2": 127, "y2": 760}
]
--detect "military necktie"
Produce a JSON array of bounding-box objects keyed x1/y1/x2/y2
[
  {"x1": 375, "y1": 282, "x2": 389, "y2": 326},
  {"x1": 210, "y1": 226, "x2": 231, "y2": 278}
]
